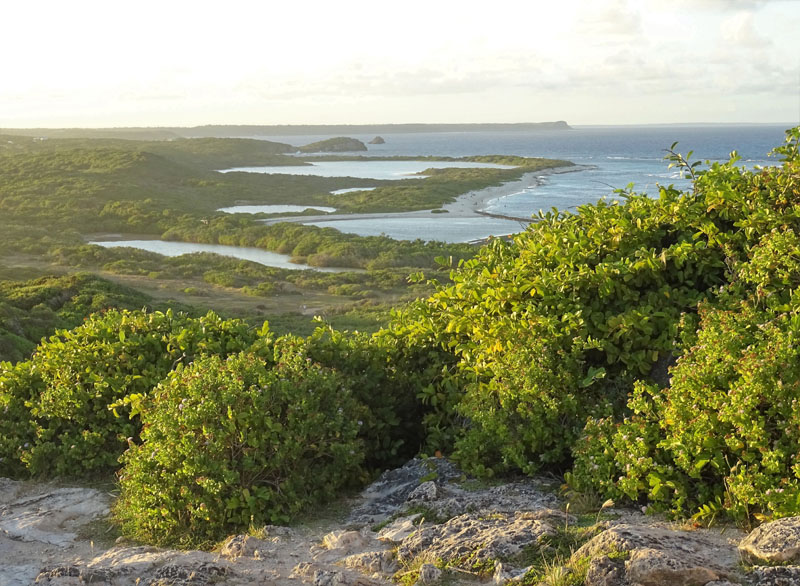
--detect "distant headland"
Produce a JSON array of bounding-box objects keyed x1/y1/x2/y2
[{"x1": 0, "y1": 121, "x2": 571, "y2": 141}]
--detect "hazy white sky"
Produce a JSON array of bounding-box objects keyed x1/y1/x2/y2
[{"x1": 2, "y1": 0, "x2": 799, "y2": 127}]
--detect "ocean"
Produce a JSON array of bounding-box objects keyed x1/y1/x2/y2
[{"x1": 246, "y1": 124, "x2": 792, "y2": 242}]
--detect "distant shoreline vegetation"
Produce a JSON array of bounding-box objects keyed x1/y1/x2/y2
[{"x1": 0, "y1": 121, "x2": 572, "y2": 141}]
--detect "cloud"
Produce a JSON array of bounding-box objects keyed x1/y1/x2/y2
[
  {"x1": 720, "y1": 11, "x2": 772, "y2": 48},
  {"x1": 669, "y1": 0, "x2": 775, "y2": 9},
  {"x1": 576, "y1": 0, "x2": 644, "y2": 37}
]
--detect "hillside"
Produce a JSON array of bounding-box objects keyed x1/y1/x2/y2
[{"x1": 3, "y1": 129, "x2": 799, "y2": 562}]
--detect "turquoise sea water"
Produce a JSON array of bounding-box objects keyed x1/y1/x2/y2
[{"x1": 249, "y1": 124, "x2": 791, "y2": 241}]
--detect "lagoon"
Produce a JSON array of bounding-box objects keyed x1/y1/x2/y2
[
  {"x1": 330, "y1": 187, "x2": 376, "y2": 195},
  {"x1": 220, "y1": 160, "x2": 515, "y2": 180},
  {"x1": 304, "y1": 217, "x2": 527, "y2": 243},
  {"x1": 217, "y1": 204, "x2": 337, "y2": 214},
  {"x1": 90, "y1": 240, "x2": 355, "y2": 273}
]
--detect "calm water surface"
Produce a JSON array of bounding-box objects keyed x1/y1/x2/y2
[
  {"x1": 90, "y1": 240, "x2": 357, "y2": 272},
  {"x1": 220, "y1": 160, "x2": 515, "y2": 180},
  {"x1": 217, "y1": 204, "x2": 336, "y2": 214}
]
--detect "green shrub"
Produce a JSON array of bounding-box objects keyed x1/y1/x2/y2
[
  {"x1": 571, "y1": 227, "x2": 800, "y2": 521},
  {"x1": 2, "y1": 309, "x2": 255, "y2": 477},
  {"x1": 0, "y1": 361, "x2": 43, "y2": 477},
  {"x1": 306, "y1": 326, "x2": 427, "y2": 468},
  {"x1": 114, "y1": 342, "x2": 365, "y2": 547},
  {"x1": 571, "y1": 300, "x2": 800, "y2": 520}
]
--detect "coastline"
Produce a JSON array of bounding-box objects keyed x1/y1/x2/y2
[
  {"x1": 260, "y1": 164, "x2": 592, "y2": 228},
  {"x1": 440, "y1": 165, "x2": 592, "y2": 219}
]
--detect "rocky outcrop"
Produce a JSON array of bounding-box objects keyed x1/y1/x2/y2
[
  {"x1": 396, "y1": 512, "x2": 557, "y2": 569},
  {"x1": 368, "y1": 137, "x2": 385, "y2": 145},
  {"x1": 11, "y1": 462, "x2": 800, "y2": 586},
  {"x1": 574, "y1": 524, "x2": 742, "y2": 585},
  {"x1": 297, "y1": 137, "x2": 368, "y2": 153},
  {"x1": 739, "y1": 516, "x2": 800, "y2": 564}
]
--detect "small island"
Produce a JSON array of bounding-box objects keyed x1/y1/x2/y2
[
  {"x1": 297, "y1": 136, "x2": 367, "y2": 153},
  {"x1": 368, "y1": 136, "x2": 385, "y2": 144}
]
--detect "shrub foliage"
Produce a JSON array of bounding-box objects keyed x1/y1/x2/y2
[{"x1": 114, "y1": 343, "x2": 366, "y2": 547}]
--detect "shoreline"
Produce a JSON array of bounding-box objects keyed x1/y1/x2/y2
[
  {"x1": 440, "y1": 164, "x2": 592, "y2": 219},
  {"x1": 260, "y1": 164, "x2": 593, "y2": 228}
]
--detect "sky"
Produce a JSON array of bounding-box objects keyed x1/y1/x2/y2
[{"x1": 2, "y1": 0, "x2": 799, "y2": 128}]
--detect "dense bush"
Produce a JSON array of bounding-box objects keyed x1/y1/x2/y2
[
  {"x1": 306, "y1": 326, "x2": 430, "y2": 468},
  {"x1": 569, "y1": 131, "x2": 800, "y2": 521},
  {"x1": 388, "y1": 128, "x2": 800, "y2": 486},
  {"x1": 114, "y1": 343, "x2": 366, "y2": 547},
  {"x1": 0, "y1": 272, "x2": 155, "y2": 363},
  {"x1": 570, "y1": 233, "x2": 800, "y2": 520},
  {"x1": 391, "y1": 186, "x2": 725, "y2": 474},
  {"x1": 0, "y1": 309, "x2": 255, "y2": 477}
]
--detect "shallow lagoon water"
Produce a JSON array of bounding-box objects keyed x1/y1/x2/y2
[
  {"x1": 90, "y1": 240, "x2": 355, "y2": 272},
  {"x1": 220, "y1": 160, "x2": 515, "y2": 180},
  {"x1": 217, "y1": 204, "x2": 337, "y2": 214},
  {"x1": 330, "y1": 187, "x2": 376, "y2": 195},
  {"x1": 304, "y1": 217, "x2": 528, "y2": 243}
]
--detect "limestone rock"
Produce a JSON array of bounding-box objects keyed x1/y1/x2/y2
[
  {"x1": 346, "y1": 458, "x2": 462, "y2": 526},
  {"x1": 739, "y1": 516, "x2": 800, "y2": 564},
  {"x1": 147, "y1": 561, "x2": 230, "y2": 585},
  {"x1": 407, "y1": 481, "x2": 438, "y2": 503},
  {"x1": 750, "y1": 566, "x2": 800, "y2": 586},
  {"x1": 322, "y1": 530, "x2": 374, "y2": 553},
  {"x1": 626, "y1": 547, "x2": 720, "y2": 585},
  {"x1": 493, "y1": 561, "x2": 531, "y2": 584},
  {"x1": 575, "y1": 524, "x2": 740, "y2": 586},
  {"x1": 85, "y1": 545, "x2": 174, "y2": 576},
  {"x1": 368, "y1": 137, "x2": 385, "y2": 145},
  {"x1": 396, "y1": 512, "x2": 556, "y2": 569},
  {"x1": 417, "y1": 563, "x2": 442, "y2": 584},
  {"x1": 292, "y1": 562, "x2": 389, "y2": 586},
  {"x1": 341, "y1": 550, "x2": 398, "y2": 574},
  {"x1": 219, "y1": 534, "x2": 273, "y2": 559},
  {"x1": 0, "y1": 484, "x2": 110, "y2": 546},
  {"x1": 584, "y1": 555, "x2": 626, "y2": 586},
  {"x1": 376, "y1": 515, "x2": 423, "y2": 544}
]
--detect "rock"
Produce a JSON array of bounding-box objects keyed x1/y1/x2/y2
[
  {"x1": 346, "y1": 458, "x2": 462, "y2": 526},
  {"x1": 407, "y1": 481, "x2": 438, "y2": 502},
  {"x1": 341, "y1": 550, "x2": 398, "y2": 574},
  {"x1": 396, "y1": 512, "x2": 556, "y2": 569},
  {"x1": 627, "y1": 547, "x2": 720, "y2": 586},
  {"x1": 322, "y1": 530, "x2": 373, "y2": 552},
  {"x1": 85, "y1": 545, "x2": 172, "y2": 577},
  {"x1": 739, "y1": 516, "x2": 800, "y2": 564},
  {"x1": 368, "y1": 137, "x2": 385, "y2": 145},
  {"x1": 292, "y1": 562, "x2": 388, "y2": 586},
  {"x1": 377, "y1": 514, "x2": 423, "y2": 544},
  {"x1": 145, "y1": 561, "x2": 229, "y2": 585},
  {"x1": 417, "y1": 563, "x2": 442, "y2": 584},
  {"x1": 0, "y1": 484, "x2": 110, "y2": 546},
  {"x1": 584, "y1": 555, "x2": 626, "y2": 586},
  {"x1": 493, "y1": 561, "x2": 530, "y2": 584},
  {"x1": 750, "y1": 566, "x2": 800, "y2": 586},
  {"x1": 575, "y1": 524, "x2": 741, "y2": 586},
  {"x1": 219, "y1": 534, "x2": 273, "y2": 559}
]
